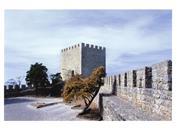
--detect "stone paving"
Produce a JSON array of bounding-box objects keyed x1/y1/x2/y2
[{"x1": 4, "y1": 97, "x2": 87, "y2": 121}]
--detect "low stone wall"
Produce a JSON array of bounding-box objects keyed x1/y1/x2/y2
[
  {"x1": 98, "y1": 60, "x2": 172, "y2": 120},
  {"x1": 4, "y1": 86, "x2": 52, "y2": 98}
]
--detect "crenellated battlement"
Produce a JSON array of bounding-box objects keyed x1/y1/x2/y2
[
  {"x1": 81, "y1": 43, "x2": 106, "y2": 51},
  {"x1": 4, "y1": 84, "x2": 29, "y2": 91},
  {"x1": 61, "y1": 43, "x2": 81, "y2": 52},
  {"x1": 103, "y1": 60, "x2": 172, "y2": 91},
  {"x1": 61, "y1": 43, "x2": 106, "y2": 80},
  {"x1": 61, "y1": 43, "x2": 105, "y2": 53},
  {"x1": 99, "y1": 60, "x2": 172, "y2": 120}
]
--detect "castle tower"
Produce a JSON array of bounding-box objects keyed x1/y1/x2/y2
[{"x1": 61, "y1": 43, "x2": 106, "y2": 80}]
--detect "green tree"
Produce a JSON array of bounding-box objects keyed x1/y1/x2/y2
[
  {"x1": 25, "y1": 62, "x2": 50, "y2": 95},
  {"x1": 63, "y1": 66, "x2": 105, "y2": 114},
  {"x1": 50, "y1": 73, "x2": 64, "y2": 97},
  {"x1": 50, "y1": 73, "x2": 62, "y2": 84}
]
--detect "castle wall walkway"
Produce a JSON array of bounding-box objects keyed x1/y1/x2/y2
[
  {"x1": 95, "y1": 60, "x2": 172, "y2": 121},
  {"x1": 100, "y1": 95, "x2": 167, "y2": 121}
]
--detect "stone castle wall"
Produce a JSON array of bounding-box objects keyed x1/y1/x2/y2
[
  {"x1": 61, "y1": 43, "x2": 106, "y2": 80},
  {"x1": 4, "y1": 84, "x2": 34, "y2": 98},
  {"x1": 152, "y1": 60, "x2": 172, "y2": 90},
  {"x1": 99, "y1": 60, "x2": 172, "y2": 120},
  {"x1": 81, "y1": 43, "x2": 106, "y2": 76},
  {"x1": 5, "y1": 84, "x2": 28, "y2": 91},
  {"x1": 61, "y1": 44, "x2": 81, "y2": 80}
]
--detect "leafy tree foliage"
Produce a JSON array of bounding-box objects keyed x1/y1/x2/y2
[
  {"x1": 50, "y1": 73, "x2": 64, "y2": 97},
  {"x1": 50, "y1": 73, "x2": 62, "y2": 84},
  {"x1": 25, "y1": 63, "x2": 50, "y2": 95},
  {"x1": 63, "y1": 66, "x2": 105, "y2": 113}
]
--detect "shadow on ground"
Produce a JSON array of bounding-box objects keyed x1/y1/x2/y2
[
  {"x1": 4, "y1": 98, "x2": 35, "y2": 105},
  {"x1": 77, "y1": 108, "x2": 102, "y2": 121}
]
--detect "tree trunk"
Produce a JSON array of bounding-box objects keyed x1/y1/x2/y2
[{"x1": 79, "y1": 85, "x2": 101, "y2": 115}]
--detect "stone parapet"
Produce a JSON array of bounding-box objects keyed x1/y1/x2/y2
[
  {"x1": 99, "y1": 60, "x2": 172, "y2": 120},
  {"x1": 152, "y1": 60, "x2": 172, "y2": 91}
]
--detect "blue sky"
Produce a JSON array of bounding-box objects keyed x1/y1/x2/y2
[{"x1": 4, "y1": 10, "x2": 172, "y2": 83}]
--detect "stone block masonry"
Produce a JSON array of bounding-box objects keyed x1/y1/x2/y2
[
  {"x1": 127, "y1": 70, "x2": 136, "y2": 88},
  {"x1": 100, "y1": 60, "x2": 172, "y2": 120},
  {"x1": 152, "y1": 60, "x2": 172, "y2": 91},
  {"x1": 61, "y1": 44, "x2": 81, "y2": 80},
  {"x1": 81, "y1": 44, "x2": 106, "y2": 77},
  {"x1": 136, "y1": 67, "x2": 152, "y2": 88},
  {"x1": 61, "y1": 43, "x2": 106, "y2": 80},
  {"x1": 101, "y1": 96, "x2": 166, "y2": 121}
]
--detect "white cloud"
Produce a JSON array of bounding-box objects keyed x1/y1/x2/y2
[{"x1": 4, "y1": 10, "x2": 172, "y2": 82}]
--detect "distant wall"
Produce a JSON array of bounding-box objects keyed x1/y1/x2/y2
[
  {"x1": 4, "y1": 85, "x2": 29, "y2": 98},
  {"x1": 98, "y1": 60, "x2": 172, "y2": 120},
  {"x1": 4, "y1": 85, "x2": 51, "y2": 98}
]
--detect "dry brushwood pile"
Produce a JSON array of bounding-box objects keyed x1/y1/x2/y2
[{"x1": 63, "y1": 66, "x2": 105, "y2": 113}]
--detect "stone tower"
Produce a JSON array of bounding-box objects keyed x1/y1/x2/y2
[{"x1": 61, "y1": 43, "x2": 106, "y2": 80}]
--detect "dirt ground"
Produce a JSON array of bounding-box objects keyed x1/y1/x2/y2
[{"x1": 71, "y1": 99, "x2": 102, "y2": 120}]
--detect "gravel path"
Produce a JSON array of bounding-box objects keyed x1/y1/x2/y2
[{"x1": 4, "y1": 96, "x2": 87, "y2": 121}]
